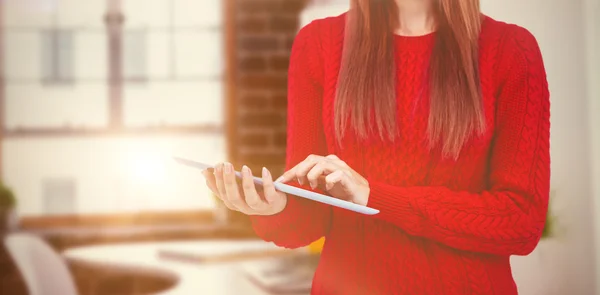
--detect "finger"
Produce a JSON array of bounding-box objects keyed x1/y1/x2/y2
[
  {"x1": 213, "y1": 163, "x2": 228, "y2": 202},
  {"x1": 262, "y1": 167, "x2": 281, "y2": 204},
  {"x1": 306, "y1": 160, "x2": 339, "y2": 189},
  {"x1": 325, "y1": 154, "x2": 339, "y2": 160},
  {"x1": 276, "y1": 168, "x2": 297, "y2": 184},
  {"x1": 293, "y1": 155, "x2": 325, "y2": 185},
  {"x1": 276, "y1": 154, "x2": 321, "y2": 184},
  {"x1": 241, "y1": 166, "x2": 267, "y2": 210},
  {"x1": 325, "y1": 170, "x2": 351, "y2": 191},
  {"x1": 202, "y1": 169, "x2": 219, "y2": 196},
  {"x1": 203, "y1": 170, "x2": 236, "y2": 210},
  {"x1": 326, "y1": 154, "x2": 349, "y2": 168},
  {"x1": 222, "y1": 162, "x2": 250, "y2": 212},
  {"x1": 325, "y1": 154, "x2": 348, "y2": 166}
]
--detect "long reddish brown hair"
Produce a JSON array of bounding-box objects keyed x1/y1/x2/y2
[{"x1": 335, "y1": 0, "x2": 485, "y2": 159}]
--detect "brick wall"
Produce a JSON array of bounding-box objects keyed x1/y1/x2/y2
[
  {"x1": 233, "y1": 0, "x2": 307, "y2": 177},
  {"x1": 225, "y1": 0, "x2": 307, "y2": 225}
]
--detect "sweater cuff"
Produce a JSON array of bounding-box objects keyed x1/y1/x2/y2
[{"x1": 367, "y1": 181, "x2": 419, "y2": 225}]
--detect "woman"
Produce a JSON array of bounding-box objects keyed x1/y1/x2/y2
[{"x1": 203, "y1": 0, "x2": 550, "y2": 294}]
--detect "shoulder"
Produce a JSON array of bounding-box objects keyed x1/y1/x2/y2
[
  {"x1": 295, "y1": 12, "x2": 346, "y2": 48},
  {"x1": 480, "y1": 15, "x2": 546, "y2": 84},
  {"x1": 481, "y1": 15, "x2": 542, "y2": 56},
  {"x1": 290, "y1": 13, "x2": 346, "y2": 82},
  {"x1": 482, "y1": 17, "x2": 549, "y2": 121},
  {"x1": 482, "y1": 15, "x2": 543, "y2": 57}
]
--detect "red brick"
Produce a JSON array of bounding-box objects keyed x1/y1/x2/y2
[
  {"x1": 237, "y1": 17, "x2": 268, "y2": 34},
  {"x1": 268, "y1": 55, "x2": 290, "y2": 71},
  {"x1": 240, "y1": 112, "x2": 286, "y2": 127},
  {"x1": 271, "y1": 94, "x2": 288, "y2": 109},
  {"x1": 270, "y1": 16, "x2": 299, "y2": 33},
  {"x1": 241, "y1": 151, "x2": 286, "y2": 166},
  {"x1": 239, "y1": 36, "x2": 279, "y2": 52},
  {"x1": 240, "y1": 94, "x2": 270, "y2": 109},
  {"x1": 239, "y1": 56, "x2": 267, "y2": 72},
  {"x1": 240, "y1": 74, "x2": 287, "y2": 90},
  {"x1": 274, "y1": 131, "x2": 287, "y2": 147},
  {"x1": 284, "y1": 35, "x2": 295, "y2": 50},
  {"x1": 240, "y1": 133, "x2": 270, "y2": 147},
  {"x1": 237, "y1": 0, "x2": 279, "y2": 14},
  {"x1": 279, "y1": 0, "x2": 306, "y2": 14}
]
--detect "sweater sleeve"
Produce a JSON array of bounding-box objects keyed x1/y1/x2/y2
[
  {"x1": 366, "y1": 26, "x2": 550, "y2": 256},
  {"x1": 250, "y1": 20, "x2": 333, "y2": 249}
]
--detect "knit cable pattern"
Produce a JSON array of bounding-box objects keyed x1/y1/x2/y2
[{"x1": 251, "y1": 14, "x2": 550, "y2": 295}]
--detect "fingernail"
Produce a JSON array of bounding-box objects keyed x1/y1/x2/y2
[
  {"x1": 297, "y1": 177, "x2": 303, "y2": 185},
  {"x1": 262, "y1": 167, "x2": 270, "y2": 178},
  {"x1": 310, "y1": 182, "x2": 316, "y2": 189},
  {"x1": 224, "y1": 162, "x2": 232, "y2": 174},
  {"x1": 242, "y1": 165, "x2": 250, "y2": 176},
  {"x1": 275, "y1": 176, "x2": 284, "y2": 183}
]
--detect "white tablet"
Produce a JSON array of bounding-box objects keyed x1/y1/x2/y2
[{"x1": 173, "y1": 157, "x2": 380, "y2": 215}]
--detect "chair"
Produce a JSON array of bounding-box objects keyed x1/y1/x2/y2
[{"x1": 4, "y1": 233, "x2": 78, "y2": 295}]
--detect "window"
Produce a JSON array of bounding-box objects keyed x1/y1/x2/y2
[
  {"x1": 123, "y1": 30, "x2": 147, "y2": 82},
  {"x1": 41, "y1": 29, "x2": 74, "y2": 84},
  {"x1": 42, "y1": 178, "x2": 77, "y2": 215},
  {"x1": 2, "y1": 0, "x2": 228, "y2": 226}
]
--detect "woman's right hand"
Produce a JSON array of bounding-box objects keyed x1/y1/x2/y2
[{"x1": 202, "y1": 163, "x2": 287, "y2": 216}]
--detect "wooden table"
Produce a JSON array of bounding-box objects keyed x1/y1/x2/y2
[{"x1": 63, "y1": 240, "x2": 311, "y2": 295}]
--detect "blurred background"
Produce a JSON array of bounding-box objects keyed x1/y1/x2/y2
[{"x1": 0, "y1": 0, "x2": 598, "y2": 294}]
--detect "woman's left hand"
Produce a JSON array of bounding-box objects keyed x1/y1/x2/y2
[{"x1": 276, "y1": 154, "x2": 370, "y2": 206}]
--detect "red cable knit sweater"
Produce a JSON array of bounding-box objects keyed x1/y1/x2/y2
[{"x1": 251, "y1": 13, "x2": 550, "y2": 295}]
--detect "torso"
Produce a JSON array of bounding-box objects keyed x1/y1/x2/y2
[{"x1": 309, "y1": 13, "x2": 520, "y2": 295}]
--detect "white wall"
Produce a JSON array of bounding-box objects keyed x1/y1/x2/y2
[
  {"x1": 301, "y1": 0, "x2": 597, "y2": 294},
  {"x1": 482, "y1": 1, "x2": 595, "y2": 294},
  {"x1": 584, "y1": 0, "x2": 600, "y2": 293}
]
